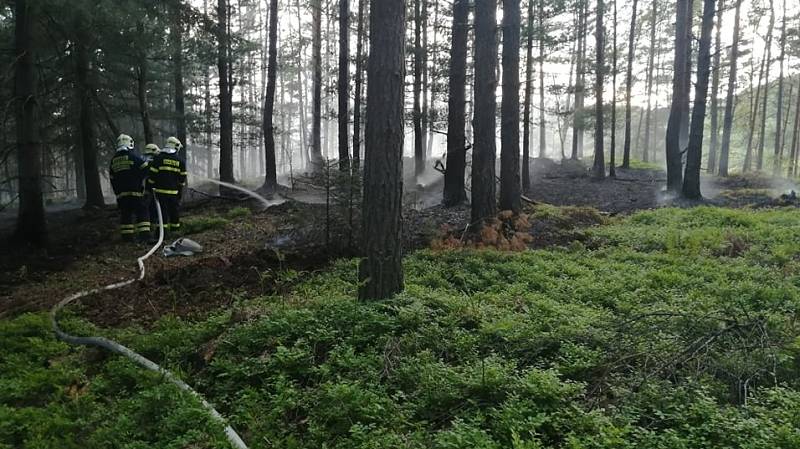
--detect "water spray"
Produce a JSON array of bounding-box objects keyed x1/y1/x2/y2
[{"x1": 49, "y1": 178, "x2": 287, "y2": 449}]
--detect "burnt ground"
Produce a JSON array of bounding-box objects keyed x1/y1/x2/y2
[{"x1": 3, "y1": 163, "x2": 799, "y2": 327}]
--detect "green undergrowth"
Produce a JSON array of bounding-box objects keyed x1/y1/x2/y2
[
  {"x1": 180, "y1": 207, "x2": 252, "y2": 235},
  {"x1": 4, "y1": 206, "x2": 800, "y2": 448}
]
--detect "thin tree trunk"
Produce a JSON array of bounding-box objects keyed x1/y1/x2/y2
[
  {"x1": 622, "y1": 0, "x2": 639, "y2": 168},
  {"x1": 173, "y1": 2, "x2": 187, "y2": 160},
  {"x1": 426, "y1": 0, "x2": 439, "y2": 158},
  {"x1": 295, "y1": 0, "x2": 308, "y2": 170},
  {"x1": 755, "y1": 0, "x2": 774, "y2": 171},
  {"x1": 358, "y1": 0, "x2": 406, "y2": 300},
  {"x1": 217, "y1": 0, "x2": 234, "y2": 183},
  {"x1": 571, "y1": 0, "x2": 587, "y2": 159},
  {"x1": 643, "y1": 0, "x2": 658, "y2": 163},
  {"x1": 414, "y1": 0, "x2": 424, "y2": 178},
  {"x1": 338, "y1": 0, "x2": 350, "y2": 170},
  {"x1": 311, "y1": 0, "x2": 323, "y2": 169},
  {"x1": 773, "y1": 0, "x2": 786, "y2": 174},
  {"x1": 707, "y1": 0, "x2": 723, "y2": 173},
  {"x1": 665, "y1": 0, "x2": 690, "y2": 190},
  {"x1": 538, "y1": 0, "x2": 546, "y2": 158},
  {"x1": 471, "y1": 0, "x2": 498, "y2": 223},
  {"x1": 136, "y1": 23, "x2": 153, "y2": 145},
  {"x1": 75, "y1": 30, "x2": 104, "y2": 208},
  {"x1": 522, "y1": 0, "x2": 534, "y2": 190},
  {"x1": 14, "y1": 0, "x2": 46, "y2": 245},
  {"x1": 592, "y1": 0, "x2": 605, "y2": 179},
  {"x1": 789, "y1": 78, "x2": 800, "y2": 176},
  {"x1": 682, "y1": 0, "x2": 715, "y2": 198},
  {"x1": 679, "y1": 0, "x2": 693, "y2": 151},
  {"x1": 262, "y1": 0, "x2": 279, "y2": 192},
  {"x1": 500, "y1": 0, "x2": 521, "y2": 212},
  {"x1": 718, "y1": 0, "x2": 742, "y2": 177},
  {"x1": 610, "y1": 0, "x2": 618, "y2": 177},
  {"x1": 443, "y1": 0, "x2": 469, "y2": 206},
  {"x1": 352, "y1": 0, "x2": 366, "y2": 169},
  {"x1": 744, "y1": 49, "x2": 767, "y2": 172},
  {"x1": 421, "y1": 0, "x2": 429, "y2": 159}
]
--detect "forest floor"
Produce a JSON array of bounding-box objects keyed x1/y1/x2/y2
[
  {"x1": 2, "y1": 162, "x2": 799, "y2": 323},
  {"x1": 3, "y1": 184, "x2": 800, "y2": 447}
]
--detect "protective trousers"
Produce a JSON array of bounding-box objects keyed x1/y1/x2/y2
[
  {"x1": 117, "y1": 196, "x2": 150, "y2": 241},
  {"x1": 154, "y1": 193, "x2": 181, "y2": 233}
]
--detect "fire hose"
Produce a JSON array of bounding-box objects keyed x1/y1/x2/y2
[{"x1": 50, "y1": 195, "x2": 249, "y2": 449}]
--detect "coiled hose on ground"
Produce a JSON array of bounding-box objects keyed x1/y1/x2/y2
[{"x1": 50, "y1": 194, "x2": 249, "y2": 449}]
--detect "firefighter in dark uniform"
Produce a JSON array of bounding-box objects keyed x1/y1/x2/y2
[
  {"x1": 109, "y1": 134, "x2": 150, "y2": 242},
  {"x1": 142, "y1": 143, "x2": 160, "y2": 229},
  {"x1": 147, "y1": 136, "x2": 187, "y2": 235}
]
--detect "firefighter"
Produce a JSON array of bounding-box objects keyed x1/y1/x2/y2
[
  {"x1": 109, "y1": 134, "x2": 150, "y2": 242},
  {"x1": 147, "y1": 136, "x2": 187, "y2": 235},
  {"x1": 142, "y1": 144, "x2": 160, "y2": 230}
]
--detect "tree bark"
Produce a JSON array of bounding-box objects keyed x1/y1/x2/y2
[
  {"x1": 682, "y1": 0, "x2": 715, "y2": 199},
  {"x1": 789, "y1": 77, "x2": 800, "y2": 177},
  {"x1": 718, "y1": 0, "x2": 742, "y2": 177},
  {"x1": 311, "y1": 0, "x2": 323, "y2": 169},
  {"x1": 743, "y1": 48, "x2": 767, "y2": 172},
  {"x1": 471, "y1": 0, "x2": 498, "y2": 223},
  {"x1": 352, "y1": 0, "x2": 366, "y2": 169},
  {"x1": 358, "y1": 0, "x2": 406, "y2": 300},
  {"x1": 754, "y1": 0, "x2": 774, "y2": 171},
  {"x1": 136, "y1": 22, "x2": 153, "y2": 145},
  {"x1": 592, "y1": 0, "x2": 605, "y2": 179},
  {"x1": 173, "y1": 2, "x2": 187, "y2": 161},
  {"x1": 621, "y1": 0, "x2": 639, "y2": 168},
  {"x1": 75, "y1": 30, "x2": 105, "y2": 209},
  {"x1": 610, "y1": 0, "x2": 618, "y2": 177},
  {"x1": 571, "y1": 0, "x2": 587, "y2": 160},
  {"x1": 443, "y1": 0, "x2": 469, "y2": 206},
  {"x1": 522, "y1": 0, "x2": 534, "y2": 190},
  {"x1": 500, "y1": 0, "x2": 521, "y2": 212},
  {"x1": 414, "y1": 0, "x2": 424, "y2": 178},
  {"x1": 14, "y1": 0, "x2": 47, "y2": 245},
  {"x1": 262, "y1": 0, "x2": 279, "y2": 192},
  {"x1": 678, "y1": 0, "x2": 693, "y2": 151},
  {"x1": 217, "y1": 0, "x2": 235, "y2": 183},
  {"x1": 338, "y1": 0, "x2": 350, "y2": 170},
  {"x1": 426, "y1": 0, "x2": 439, "y2": 158},
  {"x1": 665, "y1": 0, "x2": 689, "y2": 190},
  {"x1": 772, "y1": 0, "x2": 786, "y2": 174},
  {"x1": 537, "y1": 0, "x2": 546, "y2": 158},
  {"x1": 707, "y1": 0, "x2": 723, "y2": 173}
]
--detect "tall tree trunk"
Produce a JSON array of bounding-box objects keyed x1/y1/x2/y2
[
  {"x1": 772, "y1": 0, "x2": 786, "y2": 174},
  {"x1": 682, "y1": 0, "x2": 714, "y2": 198},
  {"x1": 755, "y1": 0, "x2": 774, "y2": 171},
  {"x1": 571, "y1": 0, "x2": 587, "y2": 159},
  {"x1": 352, "y1": 0, "x2": 366, "y2": 169},
  {"x1": 338, "y1": 0, "x2": 350, "y2": 170},
  {"x1": 622, "y1": 0, "x2": 639, "y2": 168},
  {"x1": 789, "y1": 78, "x2": 800, "y2": 177},
  {"x1": 707, "y1": 0, "x2": 723, "y2": 173},
  {"x1": 443, "y1": 0, "x2": 469, "y2": 206},
  {"x1": 744, "y1": 49, "x2": 767, "y2": 172},
  {"x1": 14, "y1": 0, "x2": 46, "y2": 245},
  {"x1": 262, "y1": 0, "x2": 279, "y2": 192},
  {"x1": 204, "y1": 0, "x2": 214, "y2": 178},
  {"x1": 295, "y1": 0, "x2": 308, "y2": 170},
  {"x1": 665, "y1": 0, "x2": 690, "y2": 190},
  {"x1": 610, "y1": 0, "x2": 618, "y2": 177},
  {"x1": 421, "y1": 0, "x2": 429, "y2": 160},
  {"x1": 75, "y1": 30, "x2": 105, "y2": 209},
  {"x1": 537, "y1": 0, "x2": 546, "y2": 158},
  {"x1": 414, "y1": 0, "x2": 424, "y2": 178},
  {"x1": 217, "y1": 0, "x2": 235, "y2": 183},
  {"x1": 592, "y1": 0, "x2": 605, "y2": 179},
  {"x1": 500, "y1": 0, "x2": 521, "y2": 212},
  {"x1": 426, "y1": 0, "x2": 439, "y2": 158},
  {"x1": 718, "y1": 0, "x2": 742, "y2": 177},
  {"x1": 311, "y1": 0, "x2": 323, "y2": 169},
  {"x1": 358, "y1": 0, "x2": 406, "y2": 300},
  {"x1": 136, "y1": 23, "x2": 153, "y2": 145},
  {"x1": 522, "y1": 0, "x2": 534, "y2": 190},
  {"x1": 173, "y1": 2, "x2": 187, "y2": 160},
  {"x1": 678, "y1": 0, "x2": 693, "y2": 151},
  {"x1": 642, "y1": 0, "x2": 657, "y2": 163},
  {"x1": 471, "y1": 0, "x2": 498, "y2": 223}
]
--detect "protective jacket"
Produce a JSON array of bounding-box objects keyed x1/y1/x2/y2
[
  {"x1": 109, "y1": 148, "x2": 149, "y2": 198},
  {"x1": 147, "y1": 150, "x2": 187, "y2": 195}
]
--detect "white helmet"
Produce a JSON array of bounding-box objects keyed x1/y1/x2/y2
[
  {"x1": 144, "y1": 143, "x2": 160, "y2": 155},
  {"x1": 165, "y1": 136, "x2": 183, "y2": 151},
  {"x1": 116, "y1": 134, "x2": 134, "y2": 150}
]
